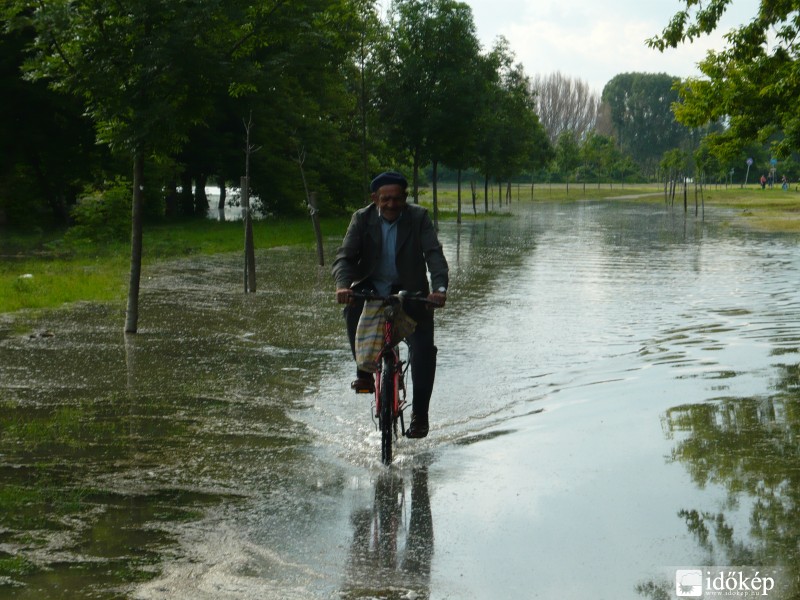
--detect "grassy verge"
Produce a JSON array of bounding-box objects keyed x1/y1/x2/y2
[
  {"x1": 3, "y1": 184, "x2": 799, "y2": 315},
  {"x1": 690, "y1": 186, "x2": 800, "y2": 232},
  {"x1": 0, "y1": 216, "x2": 350, "y2": 314},
  {"x1": 422, "y1": 182, "x2": 800, "y2": 232},
  {"x1": 417, "y1": 181, "x2": 660, "y2": 212}
]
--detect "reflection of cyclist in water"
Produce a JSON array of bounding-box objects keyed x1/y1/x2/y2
[{"x1": 341, "y1": 466, "x2": 433, "y2": 599}]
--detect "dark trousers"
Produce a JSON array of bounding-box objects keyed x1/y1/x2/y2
[{"x1": 344, "y1": 298, "x2": 437, "y2": 417}]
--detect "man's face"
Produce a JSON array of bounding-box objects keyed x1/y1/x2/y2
[{"x1": 373, "y1": 184, "x2": 407, "y2": 222}]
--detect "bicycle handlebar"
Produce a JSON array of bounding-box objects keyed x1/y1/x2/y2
[{"x1": 350, "y1": 289, "x2": 439, "y2": 306}]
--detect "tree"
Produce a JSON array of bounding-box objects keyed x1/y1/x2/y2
[
  {"x1": 648, "y1": 0, "x2": 800, "y2": 159},
  {"x1": 601, "y1": 72, "x2": 695, "y2": 176},
  {"x1": 422, "y1": 0, "x2": 484, "y2": 227},
  {"x1": 0, "y1": 20, "x2": 100, "y2": 227},
  {"x1": 374, "y1": 0, "x2": 488, "y2": 213},
  {"x1": 580, "y1": 132, "x2": 623, "y2": 185},
  {"x1": 554, "y1": 130, "x2": 582, "y2": 183},
  {"x1": 172, "y1": 0, "x2": 370, "y2": 218},
  {"x1": 531, "y1": 72, "x2": 599, "y2": 145},
  {"x1": 4, "y1": 0, "x2": 268, "y2": 332},
  {"x1": 475, "y1": 38, "x2": 552, "y2": 207}
]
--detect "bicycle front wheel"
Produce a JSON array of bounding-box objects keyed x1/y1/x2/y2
[{"x1": 379, "y1": 365, "x2": 394, "y2": 465}]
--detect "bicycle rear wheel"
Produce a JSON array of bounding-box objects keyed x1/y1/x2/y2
[{"x1": 379, "y1": 364, "x2": 394, "y2": 465}]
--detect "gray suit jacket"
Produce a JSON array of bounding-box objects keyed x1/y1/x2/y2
[{"x1": 332, "y1": 203, "x2": 448, "y2": 295}]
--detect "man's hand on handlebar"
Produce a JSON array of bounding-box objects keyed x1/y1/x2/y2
[
  {"x1": 336, "y1": 287, "x2": 446, "y2": 308},
  {"x1": 335, "y1": 288, "x2": 354, "y2": 305},
  {"x1": 427, "y1": 291, "x2": 446, "y2": 308}
]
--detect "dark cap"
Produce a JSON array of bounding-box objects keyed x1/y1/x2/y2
[{"x1": 370, "y1": 171, "x2": 408, "y2": 193}]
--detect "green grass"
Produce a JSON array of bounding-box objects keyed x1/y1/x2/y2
[
  {"x1": 420, "y1": 181, "x2": 660, "y2": 207},
  {"x1": 612, "y1": 183, "x2": 800, "y2": 232},
  {"x1": 0, "y1": 216, "x2": 350, "y2": 314},
  {"x1": 0, "y1": 484, "x2": 89, "y2": 530},
  {"x1": 3, "y1": 185, "x2": 799, "y2": 315},
  {"x1": 0, "y1": 554, "x2": 39, "y2": 578}
]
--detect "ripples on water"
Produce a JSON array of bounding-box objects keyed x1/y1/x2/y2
[{"x1": 1, "y1": 200, "x2": 799, "y2": 598}]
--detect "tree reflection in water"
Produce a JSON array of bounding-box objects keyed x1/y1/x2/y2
[
  {"x1": 638, "y1": 362, "x2": 800, "y2": 598},
  {"x1": 341, "y1": 466, "x2": 433, "y2": 599}
]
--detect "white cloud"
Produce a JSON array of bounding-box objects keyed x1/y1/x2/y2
[{"x1": 462, "y1": 0, "x2": 761, "y2": 93}]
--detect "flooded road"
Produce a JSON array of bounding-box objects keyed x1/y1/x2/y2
[{"x1": 1, "y1": 200, "x2": 799, "y2": 599}]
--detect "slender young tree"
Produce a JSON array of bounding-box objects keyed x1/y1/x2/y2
[{"x1": 476, "y1": 39, "x2": 552, "y2": 205}]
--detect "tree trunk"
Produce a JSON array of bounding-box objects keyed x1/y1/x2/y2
[
  {"x1": 194, "y1": 173, "x2": 208, "y2": 216},
  {"x1": 125, "y1": 153, "x2": 145, "y2": 334},
  {"x1": 359, "y1": 34, "x2": 370, "y2": 203},
  {"x1": 432, "y1": 159, "x2": 439, "y2": 230},
  {"x1": 457, "y1": 169, "x2": 462, "y2": 224},
  {"x1": 179, "y1": 172, "x2": 194, "y2": 216},
  {"x1": 242, "y1": 176, "x2": 256, "y2": 293},
  {"x1": 484, "y1": 174, "x2": 489, "y2": 214},
  {"x1": 683, "y1": 176, "x2": 688, "y2": 212},
  {"x1": 412, "y1": 147, "x2": 420, "y2": 204},
  {"x1": 165, "y1": 176, "x2": 178, "y2": 218},
  {"x1": 218, "y1": 180, "x2": 226, "y2": 210},
  {"x1": 308, "y1": 192, "x2": 324, "y2": 266}
]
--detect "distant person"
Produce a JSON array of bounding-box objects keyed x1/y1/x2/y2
[
  {"x1": 760, "y1": 174, "x2": 767, "y2": 190},
  {"x1": 782, "y1": 175, "x2": 789, "y2": 191}
]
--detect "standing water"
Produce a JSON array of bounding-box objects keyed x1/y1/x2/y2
[{"x1": 0, "y1": 200, "x2": 798, "y2": 598}]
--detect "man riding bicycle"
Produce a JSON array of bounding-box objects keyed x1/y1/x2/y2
[{"x1": 332, "y1": 171, "x2": 449, "y2": 439}]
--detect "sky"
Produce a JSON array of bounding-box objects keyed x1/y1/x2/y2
[{"x1": 445, "y1": 0, "x2": 761, "y2": 94}]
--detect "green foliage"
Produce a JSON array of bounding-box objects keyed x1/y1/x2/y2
[
  {"x1": 579, "y1": 132, "x2": 630, "y2": 182},
  {"x1": 64, "y1": 179, "x2": 132, "y2": 245},
  {"x1": 2, "y1": 0, "x2": 559, "y2": 234},
  {"x1": 373, "y1": 0, "x2": 481, "y2": 184},
  {"x1": 0, "y1": 215, "x2": 350, "y2": 313},
  {"x1": 601, "y1": 72, "x2": 697, "y2": 173},
  {"x1": 554, "y1": 131, "x2": 581, "y2": 179},
  {"x1": 649, "y1": 0, "x2": 800, "y2": 159},
  {"x1": 0, "y1": 553, "x2": 39, "y2": 578},
  {"x1": 476, "y1": 38, "x2": 553, "y2": 182},
  {"x1": 660, "y1": 148, "x2": 691, "y2": 176},
  {"x1": 0, "y1": 21, "x2": 102, "y2": 227}
]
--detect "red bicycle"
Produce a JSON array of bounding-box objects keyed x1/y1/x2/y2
[{"x1": 353, "y1": 291, "x2": 435, "y2": 465}]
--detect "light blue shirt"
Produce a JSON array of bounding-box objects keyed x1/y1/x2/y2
[{"x1": 372, "y1": 216, "x2": 399, "y2": 296}]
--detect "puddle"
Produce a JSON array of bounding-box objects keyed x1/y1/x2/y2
[{"x1": 2, "y1": 201, "x2": 800, "y2": 598}]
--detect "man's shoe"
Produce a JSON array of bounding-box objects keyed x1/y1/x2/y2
[
  {"x1": 351, "y1": 377, "x2": 375, "y2": 394},
  {"x1": 406, "y1": 413, "x2": 429, "y2": 438}
]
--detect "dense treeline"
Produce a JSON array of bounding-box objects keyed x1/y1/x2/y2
[
  {"x1": 3, "y1": 0, "x2": 800, "y2": 235},
  {"x1": 1, "y1": 0, "x2": 554, "y2": 230}
]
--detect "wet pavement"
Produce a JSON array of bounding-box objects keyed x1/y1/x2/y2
[{"x1": 1, "y1": 200, "x2": 799, "y2": 599}]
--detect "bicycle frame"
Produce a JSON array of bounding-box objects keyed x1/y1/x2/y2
[
  {"x1": 373, "y1": 311, "x2": 408, "y2": 441},
  {"x1": 351, "y1": 290, "x2": 433, "y2": 465}
]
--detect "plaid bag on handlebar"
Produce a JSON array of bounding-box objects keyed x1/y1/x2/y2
[{"x1": 354, "y1": 299, "x2": 416, "y2": 372}]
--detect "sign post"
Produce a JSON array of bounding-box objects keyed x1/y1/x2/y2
[
  {"x1": 744, "y1": 157, "x2": 753, "y2": 187},
  {"x1": 770, "y1": 158, "x2": 778, "y2": 188}
]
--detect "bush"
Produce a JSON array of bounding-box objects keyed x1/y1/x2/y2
[{"x1": 64, "y1": 179, "x2": 132, "y2": 244}]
